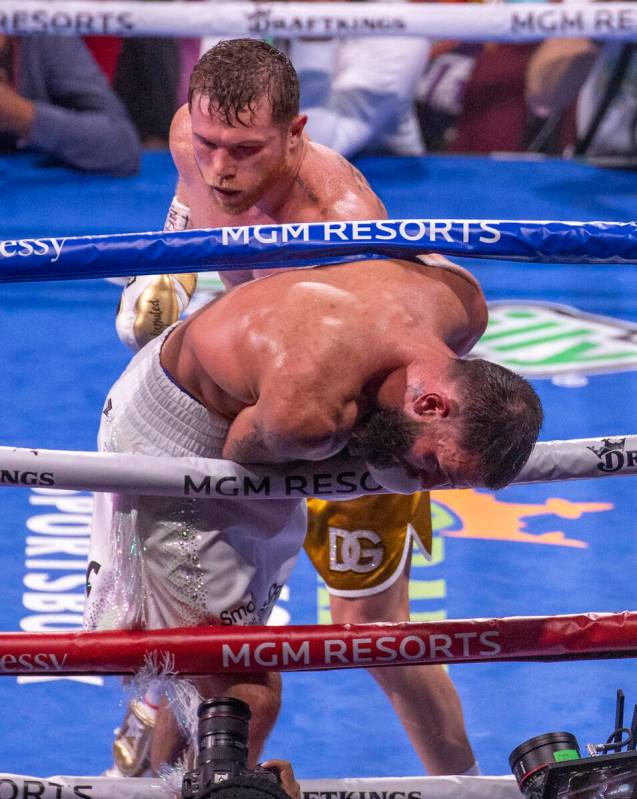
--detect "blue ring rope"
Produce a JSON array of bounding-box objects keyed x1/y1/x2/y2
[{"x1": 1, "y1": 219, "x2": 636, "y2": 283}]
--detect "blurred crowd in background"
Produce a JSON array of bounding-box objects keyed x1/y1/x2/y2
[{"x1": 0, "y1": 0, "x2": 635, "y2": 174}]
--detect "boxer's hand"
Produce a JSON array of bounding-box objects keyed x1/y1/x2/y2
[
  {"x1": 114, "y1": 195, "x2": 196, "y2": 351},
  {"x1": 0, "y1": 83, "x2": 34, "y2": 137},
  {"x1": 260, "y1": 759, "x2": 301, "y2": 799},
  {"x1": 115, "y1": 273, "x2": 197, "y2": 351}
]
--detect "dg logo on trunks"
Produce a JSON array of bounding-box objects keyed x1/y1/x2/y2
[{"x1": 329, "y1": 528, "x2": 384, "y2": 574}]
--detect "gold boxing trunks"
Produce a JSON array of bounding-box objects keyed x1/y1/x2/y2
[{"x1": 305, "y1": 492, "x2": 432, "y2": 597}]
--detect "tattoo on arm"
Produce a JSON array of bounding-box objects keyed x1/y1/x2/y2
[
  {"x1": 225, "y1": 421, "x2": 297, "y2": 464},
  {"x1": 295, "y1": 174, "x2": 321, "y2": 206},
  {"x1": 225, "y1": 427, "x2": 267, "y2": 463},
  {"x1": 296, "y1": 155, "x2": 386, "y2": 216},
  {"x1": 346, "y1": 159, "x2": 371, "y2": 193},
  {"x1": 341, "y1": 156, "x2": 386, "y2": 215}
]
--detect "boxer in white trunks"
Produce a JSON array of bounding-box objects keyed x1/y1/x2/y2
[
  {"x1": 93, "y1": 39, "x2": 542, "y2": 776},
  {"x1": 94, "y1": 253, "x2": 542, "y2": 771}
]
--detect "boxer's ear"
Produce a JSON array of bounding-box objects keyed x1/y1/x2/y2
[
  {"x1": 412, "y1": 392, "x2": 450, "y2": 418},
  {"x1": 289, "y1": 114, "x2": 307, "y2": 140}
]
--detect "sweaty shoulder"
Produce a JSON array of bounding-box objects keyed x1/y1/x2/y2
[
  {"x1": 418, "y1": 253, "x2": 488, "y2": 352},
  {"x1": 418, "y1": 252, "x2": 483, "y2": 295},
  {"x1": 169, "y1": 104, "x2": 198, "y2": 182},
  {"x1": 299, "y1": 140, "x2": 387, "y2": 220}
]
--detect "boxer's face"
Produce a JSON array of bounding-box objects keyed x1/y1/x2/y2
[
  {"x1": 190, "y1": 93, "x2": 306, "y2": 214},
  {"x1": 403, "y1": 427, "x2": 482, "y2": 490},
  {"x1": 348, "y1": 400, "x2": 481, "y2": 489}
]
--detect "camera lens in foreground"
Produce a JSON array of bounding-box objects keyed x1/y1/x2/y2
[
  {"x1": 197, "y1": 697, "x2": 252, "y2": 769},
  {"x1": 510, "y1": 732, "x2": 581, "y2": 799}
]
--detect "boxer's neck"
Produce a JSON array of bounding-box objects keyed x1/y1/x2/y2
[{"x1": 372, "y1": 348, "x2": 458, "y2": 424}]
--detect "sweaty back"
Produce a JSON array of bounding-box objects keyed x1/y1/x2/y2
[{"x1": 161, "y1": 257, "x2": 485, "y2": 419}]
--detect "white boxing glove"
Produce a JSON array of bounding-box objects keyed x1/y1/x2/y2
[
  {"x1": 366, "y1": 463, "x2": 422, "y2": 495},
  {"x1": 115, "y1": 196, "x2": 197, "y2": 352}
]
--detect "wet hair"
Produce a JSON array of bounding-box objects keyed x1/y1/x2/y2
[
  {"x1": 188, "y1": 39, "x2": 300, "y2": 125},
  {"x1": 451, "y1": 358, "x2": 543, "y2": 490}
]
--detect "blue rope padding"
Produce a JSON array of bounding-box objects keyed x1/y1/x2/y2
[{"x1": 1, "y1": 219, "x2": 636, "y2": 283}]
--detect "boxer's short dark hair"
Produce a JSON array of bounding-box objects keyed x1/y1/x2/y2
[
  {"x1": 452, "y1": 358, "x2": 543, "y2": 489},
  {"x1": 189, "y1": 39, "x2": 300, "y2": 125}
]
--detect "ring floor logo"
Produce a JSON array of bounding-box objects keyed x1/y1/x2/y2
[
  {"x1": 430, "y1": 490, "x2": 611, "y2": 548},
  {"x1": 421, "y1": 490, "x2": 611, "y2": 622},
  {"x1": 316, "y1": 489, "x2": 612, "y2": 625},
  {"x1": 473, "y1": 301, "x2": 637, "y2": 383}
]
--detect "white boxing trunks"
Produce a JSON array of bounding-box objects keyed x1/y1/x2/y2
[{"x1": 84, "y1": 325, "x2": 307, "y2": 631}]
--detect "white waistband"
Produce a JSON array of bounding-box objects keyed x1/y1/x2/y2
[{"x1": 107, "y1": 325, "x2": 229, "y2": 458}]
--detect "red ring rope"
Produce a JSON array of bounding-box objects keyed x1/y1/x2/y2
[{"x1": 0, "y1": 612, "x2": 635, "y2": 676}]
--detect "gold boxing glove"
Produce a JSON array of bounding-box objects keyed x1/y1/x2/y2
[
  {"x1": 115, "y1": 272, "x2": 198, "y2": 351},
  {"x1": 111, "y1": 698, "x2": 156, "y2": 777},
  {"x1": 115, "y1": 195, "x2": 196, "y2": 352}
]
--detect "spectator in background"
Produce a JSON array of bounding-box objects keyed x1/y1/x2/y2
[
  {"x1": 282, "y1": 32, "x2": 431, "y2": 157},
  {"x1": 452, "y1": 43, "x2": 540, "y2": 153},
  {"x1": 84, "y1": 36, "x2": 123, "y2": 84},
  {"x1": 112, "y1": 0, "x2": 200, "y2": 148},
  {"x1": 526, "y1": 39, "x2": 637, "y2": 160},
  {"x1": 114, "y1": 36, "x2": 180, "y2": 148},
  {"x1": 417, "y1": 42, "x2": 540, "y2": 154},
  {"x1": 415, "y1": 42, "x2": 481, "y2": 152},
  {"x1": 413, "y1": 0, "x2": 578, "y2": 156},
  {"x1": 0, "y1": 34, "x2": 140, "y2": 174}
]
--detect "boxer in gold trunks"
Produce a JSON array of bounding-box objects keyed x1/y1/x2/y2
[
  {"x1": 305, "y1": 493, "x2": 469, "y2": 773},
  {"x1": 106, "y1": 39, "x2": 535, "y2": 776}
]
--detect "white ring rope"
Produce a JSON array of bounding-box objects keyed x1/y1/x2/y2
[
  {"x1": 0, "y1": 435, "x2": 634, "y2": 498},
  {"x1": 0, "y1": 773, "x2": 519, "y2": 799},
  {"x1": 2, "y1": 2, "x2": 637, "y2": 42}
]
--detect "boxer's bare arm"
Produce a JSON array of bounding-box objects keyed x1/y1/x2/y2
[
  {"x1": 290, "y1": 142, "x2": 387, "y2": 225},
  {"x1": 164, "y1": 109, "x2": 189, "y2": 217},
  {"x1": 169, "y1": 105, "x2": 195, "y2": 192},
  {"x1": 328, "y1": 150, "x2": 387, "y2": 220},
  {"x1": 222, "y1": 388, "x2": 358, "y2": 464},
  {"x1": 170, "y1": 105, "x2": 222, "y2": 225},
  {"x1": 416, "y1": 252, "x2": 488, "y2": 354},
  {"x1": 174, "y1": 177, "x2": 190, "y2": 217},
  {"x1": 222, "y1": 405, "x2": 349, "y2": 464}
]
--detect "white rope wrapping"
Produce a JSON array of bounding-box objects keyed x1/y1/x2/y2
[
  {"x1": 0, "y1": 774, "x2": 520, "y2": 799},
  {"x1": 0, "y1": 435, "x2": 635, "y2": 498},
  {"x1": 2, "y1": 2, "x2": 637, "y2": 41}
]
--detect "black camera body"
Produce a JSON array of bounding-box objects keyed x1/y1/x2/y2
[
  {"x1": 510, "y1": 734, "x2": 637, "y2": 799},
  {"x1": 509, "y1": 731, "x2": 582, "y2": 799},
  {"x1": 510, "y1": 691, "x2": 637, "y2": 799},
  {"x1": 182, "y1": 697, "x2": 292, "y2": 799}
]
